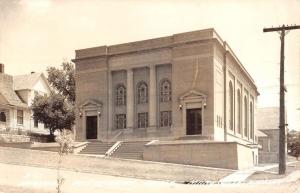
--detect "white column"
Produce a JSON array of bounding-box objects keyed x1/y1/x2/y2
[
  {"x1": 9, "y1": 108, "x2": 15, "y2": 128},
  {"x1": 149, "y1": 65, "x2": 157, "y2": 128},
  {"x1": 126, "y1": 69, "x2": 134, "y2": 129}
]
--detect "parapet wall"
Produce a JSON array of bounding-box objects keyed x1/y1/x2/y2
[{"x1": 143, "y1": 141, "x2": 258, "y2": 170}]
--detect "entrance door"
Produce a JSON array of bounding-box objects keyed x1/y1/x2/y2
[
  {"x1": 86, "y1": 116, "x2": 97, "y2": 139},
  {"x1": 186, "y1": 108, "x2": 202, "y2": 135}
]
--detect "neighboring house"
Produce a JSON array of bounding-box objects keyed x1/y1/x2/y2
[
  {"x1": 0, "y1": 63, "x2": 51, "y2": 132},
  {"x1": 73, "y1": 28, "x2": 260, "y2": 170},
  {"x1": 257, "y1": 107, "x2": 280, "y2": 163}
]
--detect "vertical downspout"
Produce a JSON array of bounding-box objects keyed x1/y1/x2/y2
[{"x1": 223, "y1": 42, "x2": 227, "y2": 142}]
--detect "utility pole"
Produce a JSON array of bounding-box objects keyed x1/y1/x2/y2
[{"x1": 263, "y1": 25, "x2": 300, "y2": 174}]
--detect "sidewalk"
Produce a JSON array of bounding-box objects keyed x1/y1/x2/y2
[
  {"x1": 220, "y1": 162, "x2": 298, "y2": 183},
  {"x1": 1, "y1": 162, "x2": 300, "y2": 193}
]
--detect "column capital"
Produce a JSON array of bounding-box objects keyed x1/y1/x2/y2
[
  {"x1": 126, "y1": 68, "x2": 133, "y2": 72},
  {"x1": 149, "y1": 64, "x2": 156, "y2": 69}
]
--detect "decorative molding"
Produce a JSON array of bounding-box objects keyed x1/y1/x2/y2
[
  {"x1": 79, "y1": 99, "x2": 103, "y2": 109},
  {"x1": 179, "y1": 89, "x2": 207, "y2": 102}
]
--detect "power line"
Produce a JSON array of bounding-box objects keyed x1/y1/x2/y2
[{"x1": 263, "y1": 24, "x2": 300, "y2": 175}]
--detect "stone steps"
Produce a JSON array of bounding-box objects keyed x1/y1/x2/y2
[
  {"x1": 177, "y1": 135, "x2": 212, "y2": 140},
  {"x1": 79, "y1": 142, "x2": 115, "y2": 155},
  {"x1": 111, "y1": 141, "x2": 149, "y2": 160}
]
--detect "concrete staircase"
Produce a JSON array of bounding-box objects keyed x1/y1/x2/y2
[
  {"x1": 177, "y1": 135, "x2": 212, "y2": 141},
  {"x1": 79, "y1": 142, "x2": 115, "y2": 155},
  {"x1": 111, "y1": 141, "x2": 149, "y2": 160}
]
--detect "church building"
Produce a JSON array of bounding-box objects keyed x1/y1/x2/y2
[{"x1": 73, "y1": 28, "x2": 259, "y2": 169}]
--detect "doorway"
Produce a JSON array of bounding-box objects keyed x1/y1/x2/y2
[
  {"x1": 186, "y1": 108, "x2": 202, "y2": 135},
  {"x1": 86, "y1": 116, "x2": 97, "y2": 139}
]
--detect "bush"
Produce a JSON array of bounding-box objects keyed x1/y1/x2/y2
[
  {"x1": 289, "y1": 142, "x2": 300, "y2": 160},
  {"x1": 28, "y1": 132, "x2": 56, "y2": 142},
  {"x1": 0, "y1": 127, "x2": 28, "y2": 135}
]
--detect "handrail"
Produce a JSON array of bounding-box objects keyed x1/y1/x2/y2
[
  {"x1": 105, "y1": 141, "x2": 122, "y2": 157},
  {"x1": 146, "y1": 139, "x2": 158, "y2": 146}
]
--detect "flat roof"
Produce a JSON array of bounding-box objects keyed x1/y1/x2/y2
[{"x1": 73, "y1": 28, "x2": 258, "y2": 92}]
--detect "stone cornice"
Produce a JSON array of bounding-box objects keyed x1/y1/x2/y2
[
  {"x1": 72, "y1": 28, "x2": 259, "y2": 96},
  {"x1": 72, "y1": 38, "x2": 218, "y2": 63},
  {"x1": 73, "y1": 28, "x2": 219, "y2": 61}
]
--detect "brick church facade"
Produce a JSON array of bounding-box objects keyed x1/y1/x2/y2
[{"x1": 73, "y1": 28, "x2": 259, "y2": 169}]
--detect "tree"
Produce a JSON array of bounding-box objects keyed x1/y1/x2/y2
[
  {"x1": 31, "y1": 93, "x2": 74, "y2": 137},
  {"x1": 287, "y1": 130, "x2": 300, "y2": 160},
  {"x1": 55, "y1": 129, "x2": 74, "y2": 193},
  {"x1": 31, "y1": 62, "x2": 75, "y2": 138},
  {"x1": 47, "y1": 62, "x2": 75, "y2": 103},
  {"x1": 290, "y1": 142, "x2": 300, "y2": 160}
]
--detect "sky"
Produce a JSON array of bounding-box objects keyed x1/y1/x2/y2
[{"x1": 0, "y1": 0, "x2": 299, "y2": 130}]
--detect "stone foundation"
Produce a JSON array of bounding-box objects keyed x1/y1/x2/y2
[
  {"x1": 0, "y1": 134, "x2": 30, "y2": 143},
  {"x1": 143, "y1": 140, "x2": 258, "y2": 170}
]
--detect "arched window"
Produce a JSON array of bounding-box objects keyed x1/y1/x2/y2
[
  {"x1": 137, "y1": 81, "x2": 148, "y2": 104},
  {"x1": 244, "y1": 96, "x2": 248, "y2": 137},
  {"x1": 0, "y1": 112, "x2": 6, "y2": 122},
  {"x1": 228, "y1": 81, "x2": 234, "y2": 130},
  {"x1": 116, "y1": 84, "x2": 126, "y2": 106},
  {"x1": 160, "y1": 79, "x2": 171, "y2": 102},
  {"x1": 237, "y1": 89, "x2": 241, "y2": 134},
  {"x1": 250, "y1": 102, "x2": 254, "y2": 139}
]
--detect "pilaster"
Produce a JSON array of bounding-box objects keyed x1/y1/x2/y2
[
  {"x1": 149, "y1": 65, "x2": 157, "y2": 129},
  {"x1": 126, "y1": 68, "x2": 134, "y2": 129}
]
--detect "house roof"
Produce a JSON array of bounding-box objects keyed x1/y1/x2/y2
[
  {"x1": 256, "y1": 129, "x2": 268, "y2": 137},
  {"x1": 13, "y1": 72, "x2": 44, "y2": 90},
  {"x1": 0, "y1": 91, "x2": 27, "y2": 108},
  {"x1": 0, "y1": 74, "x2": 27, "y2": 108},
  {"x1": 257, "y1": 107, "x2": 279, "y2": 130}
]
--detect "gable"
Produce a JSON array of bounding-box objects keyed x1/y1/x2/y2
[
  {"x1": 79, "y1": 99, "x2": 103, "y2": 109},
  {"x1": 33, "y1": 76, "x2": 51, "y2": 94},
  {"x1": 179, "y1": 90, "x2": 207, "y2": 100},
  {"x1": 257, "y1": 107, "x2": 279, "y2": 130},
  {"x1": 13, "y1": 73, "x2": 50, "y2": 93}
]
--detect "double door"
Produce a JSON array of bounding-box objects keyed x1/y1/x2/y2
[
  {"x1": 186, "y1": 108, "x2": 202, "y2": 135},
  {"x1": 86, "y1": 116, "x2": 97, "y2": 139}
]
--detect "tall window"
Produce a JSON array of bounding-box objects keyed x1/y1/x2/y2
[
  {"x1": 116, "y1": 84, "x2": 126, "y2": 106},
  {"x1": 228, "y1": 81, "x2": 234, "y2": 130},
  {"x1": 17, "y1": 110, "x2": 23, "y2": 125},
  {"x1": 137, "y1": 81, "x2": 148, "y2": 104},
  {"x1": 34, "y1": 118, "x2": 38, "y2": 128},
  {"x1": 116, "y1": 114, "x2": 126, "y2": 129},
  {"x1": 250, "y1": 102, "x2": 254, "y2": 139},
  {"x1": 138, "y1": 112, "x2": 148, "y2": 128},
  {"x1": 237, "y1": 90, "x2": 241, "y2": 134},
  {"x1": 160, "y1": 79, "x2": 171, "y2": 102},
  {"x1": 160, "y1": 111, "x2": 172, "y2": 127},
  {"x1": 0, "y1": 112, "x2": 6, "y2": 122},
  {"x1": 244, "y1": 96, "x2": 248, "y2": 137}
]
